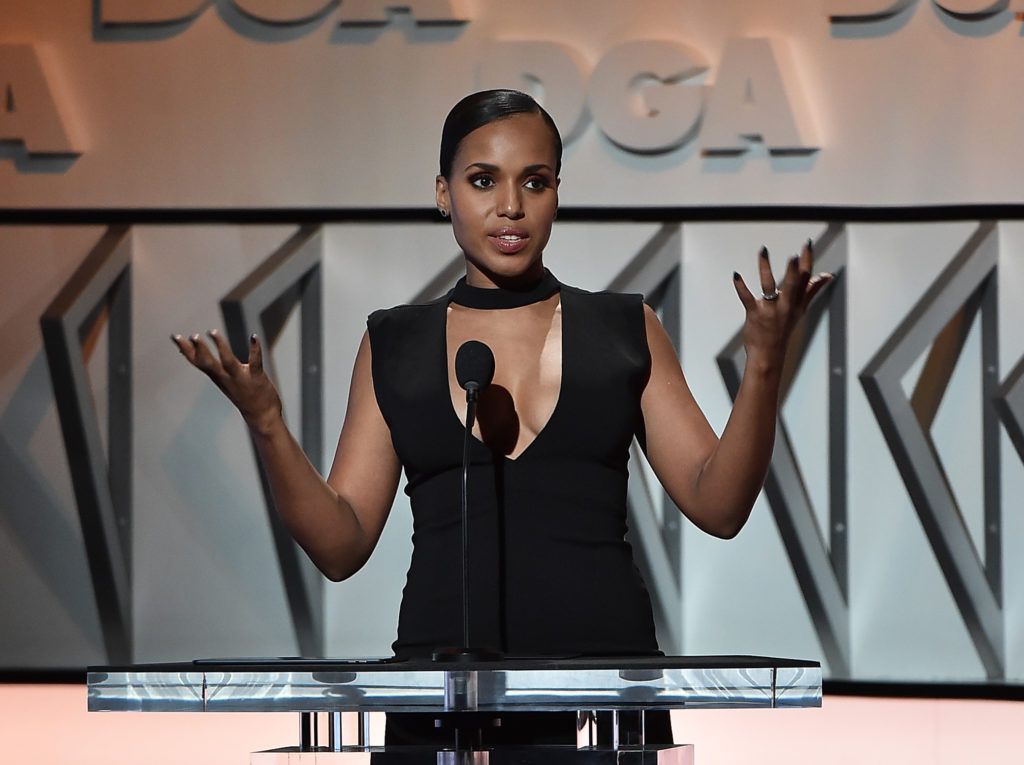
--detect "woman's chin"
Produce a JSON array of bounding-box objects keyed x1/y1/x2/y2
[{"x1": 466, "y1": 252, "x2": 544, "y2": 283}]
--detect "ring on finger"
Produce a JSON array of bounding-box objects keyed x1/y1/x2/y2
[{"x1": 762, "y1": 288, "x2": 780, "y2": 301}]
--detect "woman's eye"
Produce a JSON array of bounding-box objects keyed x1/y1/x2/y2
[
  {"x1": 525, "y1": 177, "x2": 549, "y2": 191},
  {"x1": 470, "y1": 175, "x2": 495, "y2": 189}
]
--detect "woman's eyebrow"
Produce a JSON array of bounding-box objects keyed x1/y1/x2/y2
[{"x1": 463, "y1": 162, "x2": 555, "y2": 174}]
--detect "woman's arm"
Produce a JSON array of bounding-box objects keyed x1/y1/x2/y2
[
  {"x1": 639, "y1": 241, "x2": 832, "y2": 539},
  {"x1": 173, "y1": 329, "x2": 401, "y2": 581}
]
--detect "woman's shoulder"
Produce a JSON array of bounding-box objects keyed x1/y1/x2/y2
[
  {"x1": 367, "y1": 293, "x2": 449, "y2": 331},
  {"x1": 560, "y1": 282, "x2": 646, "y2": 313}
]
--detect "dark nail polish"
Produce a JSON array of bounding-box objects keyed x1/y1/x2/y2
[
  {"x1": 759, "y1": 246, "x2": 768, "y2": 258},
  {"x1": 250, "y1": 333, "x2": 258, "y2": 343},
  {"x1": 733, "y1": 271, "x2": 741, "y2": 281}
]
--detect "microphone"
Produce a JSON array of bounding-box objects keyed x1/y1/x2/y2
[
  {"x1": 455, "y1": 340, "x2": 495, "y2": 400},
  {"x1": 433, "y1": 340, "x2": 503, "y2": 663}
]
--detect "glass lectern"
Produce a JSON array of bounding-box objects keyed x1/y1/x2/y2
[{"x1": 88, "y1": 655, "x2": 821, "y2": 763}]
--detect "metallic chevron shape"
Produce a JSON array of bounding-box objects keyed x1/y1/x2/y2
[
  {"x1": 716, "y1": 222, "x2": 850, "y2": 677},
  {"x1": 608, "y1": 223, "x2": 684, "y2": 654},
  {"x1": 995, "y1": 355, "x2": 1024, "y2": 464},
  {"x1": 409, "y1": 253, "x2": 464, "y2": 303},
  {"x1": 40, "y1": 225, "x2": 133, "y2": 663},
  {"x1": 860, "y1": 220, "x2": 1003, "y2": 679},
  {"x1": 220, "y1": 225, "x2": 325, "y2": 658}
]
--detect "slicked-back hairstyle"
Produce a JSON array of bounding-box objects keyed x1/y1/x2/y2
[{"x1": 439, "y1": 89, "x2": 562, "y2": 179}]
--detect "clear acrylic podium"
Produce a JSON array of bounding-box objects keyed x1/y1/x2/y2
[{"x1": 88, "y1": 655, "x2": 821, "y2": 763}]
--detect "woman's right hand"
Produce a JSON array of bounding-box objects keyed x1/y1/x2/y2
[{"x1": 171, "y1": 330, "x2": 283, "y2": 434}]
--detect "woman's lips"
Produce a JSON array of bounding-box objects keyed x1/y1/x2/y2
[{"x1": 488, "y1": 232, "x2": 530, "y2": 254}]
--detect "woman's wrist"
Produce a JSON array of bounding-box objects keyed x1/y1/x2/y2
[
  {"x1": 246, "y1": 405, "x2": 285, "y2": 438},
  {"x1": 743, "y1": 346, "x2": 785, "y2": 380}
]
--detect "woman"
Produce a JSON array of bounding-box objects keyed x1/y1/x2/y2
[{"x1": 172, "y1": 89, "x2": 831, "y2": 745}]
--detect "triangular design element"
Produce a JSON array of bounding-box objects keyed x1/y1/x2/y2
[
  {"x1": 860, "y1": 221, "x2": 1003, "y2": 679},
  {"x1": 716, "y1": 222, "x2": 850, "y2": 678},
  {"x1": 995, "y1": 355, "x2": 1024, "y2": 464},
  {"x1": 220, "y1": 225, "x2": 325, "y2": 658},
  {"x1": 40, "y1": 225, "x2": 133, "y2": 663}
]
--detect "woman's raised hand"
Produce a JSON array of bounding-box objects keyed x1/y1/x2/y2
[
  {"x1": 171, "y1": 330, "x2": 283, "y2": 433},
  {"x1": 732, "y1": 240, "x2": 833, "y2": 365}
]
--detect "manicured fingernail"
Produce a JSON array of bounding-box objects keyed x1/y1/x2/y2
[
  {"x1": 759, "y1": 246, "x2": 768, "y2": 258},
  {"x1": 170, "y1": 334, "x2": 179, "y2": 343},
  {"x1": 190, "y1": 334, "x2": 200, "y2": 343},
  {"x1": 806, "y1": 238, "x2": 813, "y2": 249},
  {"x1": 250, "y1": 333, "x2": 258, "y2": 344},
  {"x1": 733, "y1": 271, "x2": 741, "y2": 281},
  {"x1": 208, "y1": 329, "x2": 217, "y2": 336}
]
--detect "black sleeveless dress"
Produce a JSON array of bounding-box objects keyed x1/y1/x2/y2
[{"x1": 367, "y1": 274, "x2": 670, "y2": 745}]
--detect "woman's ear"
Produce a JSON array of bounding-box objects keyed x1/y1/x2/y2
[{"x1": 435, "y1": 175, "x2": 450, "y2": 217}]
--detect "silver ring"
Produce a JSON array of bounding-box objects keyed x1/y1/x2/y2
[{"x1": 762, "y1": 288, "x2": 780, "y2": 301}]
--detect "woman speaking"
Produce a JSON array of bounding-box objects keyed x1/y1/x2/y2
[{"x1": 172, "y1": 89, "x2": 832, "y2": 745}]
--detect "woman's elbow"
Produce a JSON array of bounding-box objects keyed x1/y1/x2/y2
[
  {"x1": 692, "y1": 506, "x2": 751, "y2": 540},
  {"x1": 310, "y1": 545, "x2": 368, "y2": 583},
  {"x1": 319, "y1": 559, "x2": 362, "y2": 583},
  {"x1": 712, "y1": 520, "x2": 745, "y2": 540},
  {"x1": 321, "y1": 565, "x2": 349, "y2": 583}
]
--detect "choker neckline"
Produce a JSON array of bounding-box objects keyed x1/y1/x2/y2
[{"x1": 450, "y1": 269, "x2": 560, "y2": 310}]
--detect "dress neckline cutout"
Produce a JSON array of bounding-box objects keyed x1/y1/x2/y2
[
  {"x1": 443, "y1": 287, "x2": 566, "y2": 463},
  {"x1": 450, "y1": 268, "x2": 560, "y2": 310}
]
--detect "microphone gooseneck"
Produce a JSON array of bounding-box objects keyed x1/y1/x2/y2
[{"x1": 448, "y1": 340, "x2": 495, "y2": 658}]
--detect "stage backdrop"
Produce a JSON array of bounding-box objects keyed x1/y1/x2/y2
[{"x1": 2, "y1": 1, "x2": 1024, "y2": 685}]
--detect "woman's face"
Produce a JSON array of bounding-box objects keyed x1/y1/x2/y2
[{"x1": 436, "y1": 112, "x2": 560, "y2": 288}]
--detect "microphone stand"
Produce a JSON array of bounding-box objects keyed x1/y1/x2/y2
[
  {"x1": 458, "y1": 382, "x2": 479, "y2": 652},
  {"x1": 432, "y1": 381, "x2": 502, "y2": 663}
]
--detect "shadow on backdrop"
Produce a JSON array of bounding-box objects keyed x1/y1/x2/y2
[{"x1": 0, "y1": 141, "x2": 78, "y2": 174}]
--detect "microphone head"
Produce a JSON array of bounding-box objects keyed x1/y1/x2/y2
[{"x1": 455, "y1": 340, "x2": 495, "y2": 392}]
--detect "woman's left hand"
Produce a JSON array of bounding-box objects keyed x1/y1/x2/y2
[{"x1": 732, "y1": 240, "x2": 834, "y2": 366}]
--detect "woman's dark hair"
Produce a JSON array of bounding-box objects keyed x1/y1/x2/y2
[{"x1": 439, "y1": 89, "x2": 562, "y2": 178}]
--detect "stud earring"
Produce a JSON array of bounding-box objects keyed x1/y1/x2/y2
[{"x1": 438, "y1": 208, "x2": 449, "y2": 218}]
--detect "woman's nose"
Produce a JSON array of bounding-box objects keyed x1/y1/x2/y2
[{"x1": 498, "y1": 183, "x2": 524, "y2": 219}]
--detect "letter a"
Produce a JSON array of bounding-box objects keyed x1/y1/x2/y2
[
  {"x1": 0, "y1": 45, "x2": 78, "y2": 157},
  {"x1": 701, "y1": 38, "x2": 818, "y2": 156}
]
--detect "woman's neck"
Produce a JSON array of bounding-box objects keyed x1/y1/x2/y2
[
  {"x1": 451, "y1": 267, "x2": 559, "y2": 310},
  {"x1": 464, "y1": 260, "x2": 546, "y2": 290}
]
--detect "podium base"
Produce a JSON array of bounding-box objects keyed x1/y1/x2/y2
[{"x1": 251, "y1": 744, "x2": 694, "y2": 764}]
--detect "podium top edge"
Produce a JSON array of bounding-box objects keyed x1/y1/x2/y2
[{"x1": 88, "y1": 655, "x2": 821, "y2": 674}]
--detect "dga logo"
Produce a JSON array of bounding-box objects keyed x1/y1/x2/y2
[
  {"x1": 0, "y1": 44, "x2": 80, "y2": 172},
  {"x1": 4, "y1": 3, "x2": 821, "y2": 173},
  {"x1": 479, "y1": 38, "x2": 819, "y2": 159}
]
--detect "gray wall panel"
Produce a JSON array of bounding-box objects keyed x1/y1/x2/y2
[{"x1": 2, "y1": 218, "x2": 1023, "y2": 683}]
